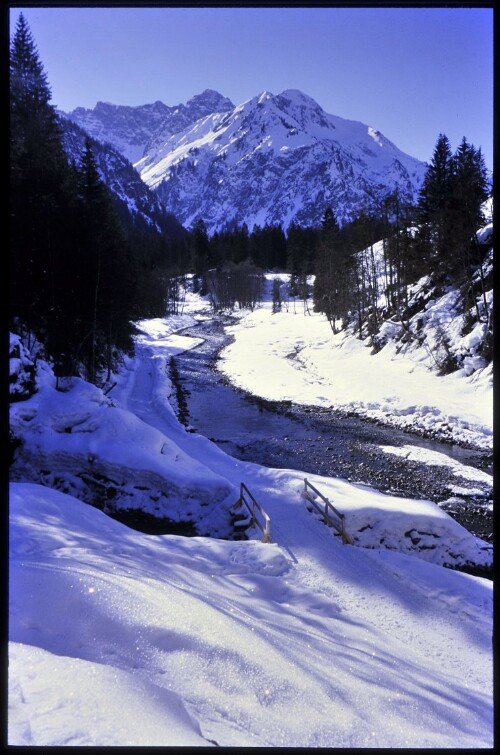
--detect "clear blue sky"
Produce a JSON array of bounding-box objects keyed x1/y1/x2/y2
[{"x1": 11, "y1": 6, "x2": 493, "y2": 170}]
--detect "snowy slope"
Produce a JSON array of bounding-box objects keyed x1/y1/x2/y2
[
  {"x1": 9, "y1": 289, "x2": 493, "y2": 746},
  {"x1": 10, "y1": 297, "x2": 492, "y2": 568},
  {"x1": 65, "y1": 90, "x2": 234, "y2": 164},
  {"x1": 9, "y1": 339, "x2": 235, "y2": 538},
  {"x1": 136, "y1": 88, "x2": 426, "y2": 232},
  {"x1": 218, "y1": 275, "x2": 493, "y2": 451},
  {"x1": 9, "y1": 480, "x2": 492, "y2": 747},
  {"x1": 60, "y1": 115, "x2": 186, "y2": 238}
]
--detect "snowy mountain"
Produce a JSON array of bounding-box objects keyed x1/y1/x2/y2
[
  {"x1": 59, "y1": 115, "x2": 186, "y2": 239},
  {"x1": 65, "y1": 89, "x2": 427, "y2": 234},
  {"x1": 140, "y1": 89, "x2": 427, "y2": 232},
  {"x1": 66, "y1": 89, "x2": 235, "y2": 164}
]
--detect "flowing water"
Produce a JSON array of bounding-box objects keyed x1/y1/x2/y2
[{"x1": 172, "y1": 317, "x2": 493, "y2": 544}]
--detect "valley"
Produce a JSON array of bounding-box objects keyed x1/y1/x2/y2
[{"x1": 9, "y1": 9, "x2": 493, "y2": 747}]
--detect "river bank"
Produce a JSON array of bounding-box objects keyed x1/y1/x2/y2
[{"x1": 172, "y1": 316, "x2": 493, "y2": 544}]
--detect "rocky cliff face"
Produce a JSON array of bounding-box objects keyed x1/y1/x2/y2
[{"x1": 66, "y1": 90, "x2": 234, "y2": 164}]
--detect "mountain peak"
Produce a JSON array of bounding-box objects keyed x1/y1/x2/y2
[
  {"x1": 278, "y1": 88, "x2": 321, "y2": 106},
  {"x1": 186, "y1": 89, "x2": 234, "y2": 113}
]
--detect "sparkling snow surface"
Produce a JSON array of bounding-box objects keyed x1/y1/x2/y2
[{"x1": 9, "y1": 286, "x2": 492, "y2": 747}]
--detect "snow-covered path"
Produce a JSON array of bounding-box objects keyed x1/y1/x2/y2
[{"x1": 126, "y1": 340, "x2": 491, "y2": 674}]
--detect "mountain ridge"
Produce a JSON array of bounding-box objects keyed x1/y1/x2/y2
[
  {"x1": 67, "y1": 89, "x2": 234, "y2": 164},
  {"x1": 65, "y1": 88, "x2": 427, "y2": 233}
]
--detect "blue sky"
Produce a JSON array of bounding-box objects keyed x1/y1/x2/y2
[{"x1": 11, "y1": 6, "x2": 493, "y2": 170}]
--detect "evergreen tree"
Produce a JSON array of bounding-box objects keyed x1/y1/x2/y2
[
  {"x1": 287, "y1": 223, "x2": 315, "y2": 277},
  {"x1": 10, "y1": 13, "x2": 74, "y2": 338},
  {"x1": 448, "y1": 138, "x2": 490, "y2": 323},
  {"x1": 75, "y1": 140, "x2": 136, "y2": 381},
  {"x1": 248, "y1": 224, "x2": 287, "y2": 269},
  {"x1": 233, "y1": 223, "x2": 250, "y2": 265},
  {"x1": 190, "y1": 218, "x2": 211, "y2": 293},
  {"x1": 313, "y1": 208, "x2": 345, "y2": 331},
  {"x1": 417, "y1": 133, "x2": 454, "y2": 274},
  {"x1": 449, "y1": 138, "x2": 489, "y2": 262},
  {"x1": 10, "y1": 15, "x2": 179, "y2": 384}
]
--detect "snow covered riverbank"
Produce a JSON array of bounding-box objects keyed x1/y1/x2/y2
[
  {"x1": 9, "y1": 285, "x2": 493, "y2": 746},
  {"x1": 218, "y1": 278, "x2": 493, "y2": 451}
]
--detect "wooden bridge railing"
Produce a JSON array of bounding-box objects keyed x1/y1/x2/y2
[
  {"x1": 303, "y1": 478, "x2": 353, "y2": 544},
  {"x1": 232, "y1": 482, "x2": 271, "y2": 543}
]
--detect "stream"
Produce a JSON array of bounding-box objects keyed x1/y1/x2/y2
[{"x1": 172, "y1": 317, "x2": 493, "y2": 544}]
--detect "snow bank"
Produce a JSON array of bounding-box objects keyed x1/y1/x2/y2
[
  {"x1": 9, "y1": 295, "x2": 493, "y2": 746},
  {"x1": 9, "y1": 332, "x2": 36, "y2": 401},
  {"x1": 9, "y1": 483, "x2": 493, "y2": 747},
  {"x1": 218, "y1": 290, "x2": 492, "y2": 450},
  {"x1": 10, "y1": 360, "x2": 236, "y2": 537},
  {"x1": 9, "y1": 643, "x2": 208, "y2": 747}
]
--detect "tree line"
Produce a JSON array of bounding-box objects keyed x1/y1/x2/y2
[
  {"x1": 314, "y1": 134, "x2": 491, "y2": 344},
  {"x1": 310, "y1": 132, "x2": 491, "y2": 354},
  {"x1": 180, "y1": 131, "x2": 490, "y2": 343}
]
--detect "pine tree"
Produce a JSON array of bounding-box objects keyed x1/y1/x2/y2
[
  {"x1": 190, "y1": 218, "x2": 211, "y2": 293},
  {"x1": 10, "y1": 15, "x2": 171, "y2": 385},
  {"x1": 10, "y1": 13, "x2": 74, "y2": 338},
  {"x1": 448, "y1": 138, "x2": 490, "y2": 324},
  {"x1": 449, "y1": 138, "x2": 489, "y2": 263},
  {"x1": 287, "y1": 224, "x2": 315, "y2": 277},
  {"x1": 417, "y1": 133, "x2": 454, "y2": 275},
  {"x1": 75, "y1": 140, "x2": 136, "y2": 381},
  {"x1": 313, "y1": 208, "x2": 344, "y2": 331}
]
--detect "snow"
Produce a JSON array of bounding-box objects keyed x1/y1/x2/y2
[
  {"x1": 9, "y1": 284, "x2": 493, "y2": 747},
  {"x1": 380, "y1": 445, "x2": 492, "y2": 484},
  {"x1": 218, "y1": 276, "x2": 492, "y2": 450},
  {"x1": 9, "y1": 482, "x2": 492, "y2": 747},
  {"x1": 135, "y1": 88, "x2": 426, "y2": 232}
]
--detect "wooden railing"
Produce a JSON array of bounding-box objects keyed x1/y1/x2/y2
[
  {"x1": 232, "y1": 482, "x2": 271, "y2": 543},
  {"x1": 303, "y1": 478, "x2": 353, "y2": 544}
]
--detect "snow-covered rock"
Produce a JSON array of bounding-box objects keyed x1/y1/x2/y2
[
  {"x1": 65, "y1": 89, "x2": 235, "y2": 164},
  {"x1": 138, "y1": 88, "x2": 426, "y2": 232},
  {"x1": 9, "y1": 333, "x2": 36, "y2": 401}
]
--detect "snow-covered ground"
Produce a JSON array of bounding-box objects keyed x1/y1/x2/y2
[
  {"x1": 9, "y1": 285, "x2": 493, "y2": 747},
  {"x1": 219, "y1": 274, "x2": 492, "y2": 451},
  {"x1": 10, "y1": 481, "x2": 493, "y2": 747}
]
